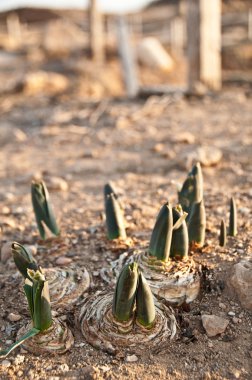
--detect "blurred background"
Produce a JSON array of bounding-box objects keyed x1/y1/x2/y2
[{"x1": 0, "y1": 0, "x2": 251, "y2": 99}]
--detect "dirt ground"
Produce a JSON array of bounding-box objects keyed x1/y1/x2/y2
[{"x1": 0, "y1": 69, "x2": 252, "y2": 380}]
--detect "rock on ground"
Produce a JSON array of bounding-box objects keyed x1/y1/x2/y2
[
  {"x1": 201, "y1": 314, "x2": 229, "y2": 337},
  {"x1": 230, "y1": 257, "x2": 252, "y2": 311}
]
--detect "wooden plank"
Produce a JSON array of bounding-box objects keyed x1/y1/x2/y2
[
  {"x1": 88, "y1": 0, "x2": 104, "y2": 63},
  {"x1": 187, "y1": 0, "x2": 221, "y2": 91},
  {"x1": 116, "y1": 16, "x2": 139, "y2": 98}
]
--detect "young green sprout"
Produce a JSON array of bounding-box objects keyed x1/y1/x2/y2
[
  {"x1": 178, "y1": 162, "x2": 203, "y2": 214},
  {"x1": 80, "y1": 263, "x2": 176, "y2": 355},
  {"x1": 149, "y1": 202, "x2": 173, "y2": 261},
  {"x1": 112, "y1": 263, "x2": 138, "y2": 322},
  {"x1": 149, "y1": 202, "x2": 188, "y2": 261},
  {"x1": 104, "y1": 182, "x2": 118, "y2": 201},
  {"x1": 219, "y1": 219, "x2": 227, "y2": 247},
  {"x1": 105, "y1": 193, "x2": 127, "y2": 240},
  {"x1": 170, "y1": 205, "x2": 189, "y2": 260},
  {"x1": 187, "y1": 199, "x2": 206, "y2": 248},
  {"x1": 12, "y1": 242, "x2": 90, "y2": 310},
  {"x1": 31, "y1": 180, "x2": 60, "y2": 239},
  {"x1": 12, "y1": 242, "x2": 38, "y2": 280},
  {"x1": 0, "y1": 269, "x2": 52, "y2": 358},
  {"x1": 136, "y1": 272, "x2": 155, "y2": 329},
  {"x1": 228, "y1": 197, "x2": 237, "y2": 237}
]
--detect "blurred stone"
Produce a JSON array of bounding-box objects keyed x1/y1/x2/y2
[
  {"x1": 24, "y1": 245, "x2": 37, "y2": 256},
  {"x1": 1, "y1": 242, "x2": 12, "y2": 264},
  {"x1": 230, "y1": 257, "x2": 252, "y2": 311},
  {"x1": 1, "y1": 359, "x2": 11, "y2": 367},
  {"x1": 42, "y1": 20, "x2": 85, "y2": 56},
  {"x1": 171, "y1": 132, "x2": 195, "y2": 144},
  {"x1": 125, "y1": 354, "x2": 138, "y2": 362},
  {"x1": 55, "y1": 257, "x2": 72, "y2": 266},
  {"x1": 45, "y1": 177, "x2": 68, "y2": 192},
  {"x1": 24, "y1": 71, "x2": 69, "y2": 95},
  {"x1": 202, "y1": 314, "x2": 229, "y2": 337},
  {"x1": 180, "y1": 145, "x2": 222, "y2": 168},
  {"x1": 0, "y1": 126, "x2": 27, "y2": 147},
  {"x1": 8, "y1": 313, "x2": 22, "y2": 322},
  {"x1": 137, "y1": 37, "x2": 174, "y2": 71}
]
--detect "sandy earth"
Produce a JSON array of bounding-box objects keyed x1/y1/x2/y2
[{"x1": 0, "y1": 83, "x2": 251, "y2": 380}]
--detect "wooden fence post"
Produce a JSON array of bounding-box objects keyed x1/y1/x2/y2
[
  {"x1": 116, "y1": 16, "x2": 139, "y2": 98},
  {"x1": 89, "y1": 0, "x2": 104, "y2": 64},
  {"x1": 187, "y1": 0, "x2": 221, "y2": 91}
]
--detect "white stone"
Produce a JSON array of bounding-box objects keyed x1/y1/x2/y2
[
  {"x1": 201, "y1": 314, "x2": 229, "y2": 337},
  {"x1": 125, "y1": 354, "x2": 138, "y2": 362},
  {"x1": 1, "y1": 359, "x2": 11, "y2": 367},
  {"x1": 8, "y1": 313, "x2": 22, "y2": 322},
  {"x1": 55, "y1": 257, "x2": 72, "y2": 266},
  {"x1": 228, "y1": 311, "x2": 235, "y2": 316},
  {"x1": 137, "y1": 37, "x2": 174, "y2": 71},
  {"x1": 230, "y1": 257, "x2": 252, "y2": 311},
  {"x1": 46, "y1": 177, "x2": 68, "y2": 192}
]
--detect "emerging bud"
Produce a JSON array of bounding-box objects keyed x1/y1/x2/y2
[
  {"x1": 149, "y1": 202, "x2": 173, "y2": 262},
  {"x1": 24, "y1": 270, "x2": 52, "y2": 332},
  {"x1": 187, "y1": 199, "x2": 206, "y2": 248},
  {"x1": 31, "y1": 180, "x2": 60, "y2": 240},
  {"x1": 112, "y1": 263, "x2": 138, "y2": 322},
  {"x1": 170, "y1": 205, "x2": 189, "y2": 260},
  {"x1": 219, "y1": 219, "x2": 227, "y2": 247},
  {"x1": 228, "y1": 197, "x2": 237, "y2": 237},
  {"x1": 178, "y1": 162, "x2": 203, "y2": 213},
  {"x1": 12, "y1": 242, "x2": 38, "y2": 279},
  {"x1": 105, "y1": 193, "x2": 126, "y2": 240},
  {"x1": 104, "y1": 182, "x2": 118, "y2": 201},
  {"x1": 136, "y1": 272, "x2": 156, "y2": 329}
]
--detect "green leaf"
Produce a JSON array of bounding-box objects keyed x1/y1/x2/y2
[
  {"x1": 105, "y1": 193, "x2": 126, "y2": 240},
  {"x1": 12, "y1": 242, "x2": 38, "y2": 279},
  {"x1": 31, "y1": 180, "x2": 60, "y2": 239},
  {"x1": 219, "y1": 219, "x2": 227, "y2": 247},
  {"x1": 0, "y1": 328, "x2": 40, "y2": 358},
  {"x1": 187, "y1": 199, "x2": 206, "y2": 247},
  {"x1": 136, "y1": 272, "x2": 155, "y2": 328},
  {"x1": 149, "y1": 202, "x2": 173, "y2": 262},
  {"x1": 27, "y1": 270, "x2": 52, "y2": 331},
  {"x1": 228, "y1": 197, "x2": 237, "y2": 237},
  {"x1": 178, "y1": 162, "x2": 203, "y2": 213},
  {"x1": 24, "y1": 282, "x2": 34, "y2": 322},
  {"x1": 112, "y1": 263, "x2": 138, "y2": 322},
  {"x1": 170, "y1": 206, "x2": 189, "y2": 259}
]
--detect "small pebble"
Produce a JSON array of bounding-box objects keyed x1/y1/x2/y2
[
  {"x1": 1, "y1": 359, "x2": 11, "y2": 367},
  {"x1": 14, "y1": 355, "x2": 25, "y2": 365},
  {"x1": 55, "y1": 257, "x2": 72, "y2": 266},
  {"x1": 219, "y1": 303, "x2": 226, "y2": 310},
  {"x1": 208, "y1": 342, "x2": 214, "y2": 348},
  {"x1": 58, "y1": 363, "x2": 69, "y2": 372},
  {"x1": 232, "y1": 317, "x2": 239, "y2": 324},
  {"x1": 1, "y1": 206, "x2": 10, "y2": 214},
  {"x1": 100, "y1": 365, "x2": 110, "y2": 372},
  {"x1": 8, "y1": 313, "x2": 22, "y2": 322},
  {"x1": 125, "y1": 354, "x2": 138, "y2": 362},
  {"x1": 228, "y1": 311, "x2": 235, "y2": 316},
  {"x1": 0, "y1": 242, "x2": 12, "y2": 264},
  {"x1": 6, "y1": 340, "x2": 13, "y2": 345},
  {"x1": 24, "y1": 245, "x2": 37, "y2": 256}
]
